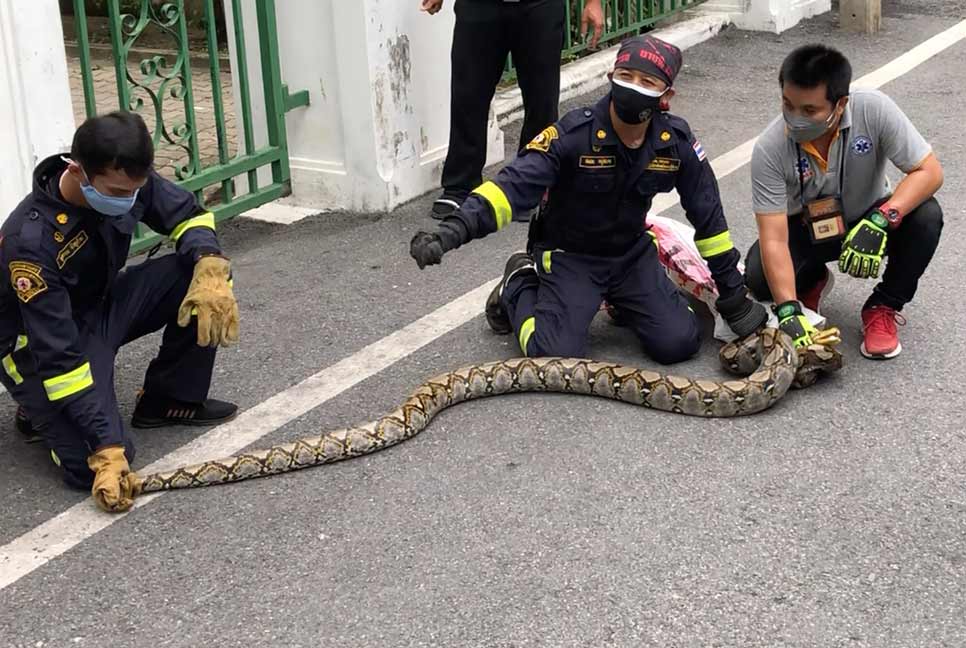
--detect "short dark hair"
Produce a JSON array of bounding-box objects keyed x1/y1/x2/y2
[
  {"x1": 779, "y1": 44, "x2": 852, "y2": 104},
  {"x1": 70, "y1": 111, "x2": 154, "y2": 180}
]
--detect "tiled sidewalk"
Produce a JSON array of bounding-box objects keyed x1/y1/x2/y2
[{"x1": 66, "y1": 50, "x2": 240, "y2": 183}]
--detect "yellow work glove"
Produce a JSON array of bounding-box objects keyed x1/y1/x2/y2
[
  {"x1": 87, "y1": 445, "x2": 142, "y2": 513},
  {"x1": 177, "y1": 254, "x2": 240, "y2": 347}
]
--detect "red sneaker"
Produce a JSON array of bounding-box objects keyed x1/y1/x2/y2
[
  {"x1": 860, "y1": 305, "x2": 905, "y2": 359},
  {"x1": 800, "y1": 267, "x2": 835, "y2": 314}
]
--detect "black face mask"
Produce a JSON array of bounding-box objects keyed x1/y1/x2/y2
[{"x1": 610, "y1": 78, "x2": 665, "y2": 124}]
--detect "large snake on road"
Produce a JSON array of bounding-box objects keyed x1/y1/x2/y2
[{"x1": 138, "y1": 327, "x2": 842, "y2": 493}]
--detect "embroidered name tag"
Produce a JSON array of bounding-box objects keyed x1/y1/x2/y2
[
  {"x1": 646, "y1": 157, "x2": 681, "y2": 173},
  {"x1": 578, "y1": 155, "x2": 616, "y2": 169},
  {"x1": 57, "y1": 231, "x2": 89, "y2": 269}
]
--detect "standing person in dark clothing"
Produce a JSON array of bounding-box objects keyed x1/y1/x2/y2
[{"x1": 421, "y1": 0, "x2": 604, "y2": 222}]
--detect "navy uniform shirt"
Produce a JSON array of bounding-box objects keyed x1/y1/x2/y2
[
  {"x1": 0, "y1": 155, "x2": 222, "y2": 452},
  {"x1": 451, "y1": 93, "x2": 744, "y2": 298}
]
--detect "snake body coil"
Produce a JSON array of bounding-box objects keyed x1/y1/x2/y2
[{"x1": 139, "y1": 327, "x2": 841, "y2": 493}]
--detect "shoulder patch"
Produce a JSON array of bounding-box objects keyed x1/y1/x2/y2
[
  {"x1": 9, "y1": 261, "x2": 48, "y2": 303},
  {"x1": 525, "y1": 125, "x2": 559, "y2": 153}
]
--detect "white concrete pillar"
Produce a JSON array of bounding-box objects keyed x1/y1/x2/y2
[
  {"x1": 0, "y1": 0, "x2": 76, "y2": 217},
  {"x1": 700, "y1": 0, "x2": 831, "y2": 34},
  {"x1": 227, "y1": 0, "x2": 504, "y2": 213},
  {"x1": 283, "y1": 0, "x2": 504, "y2": 212}
]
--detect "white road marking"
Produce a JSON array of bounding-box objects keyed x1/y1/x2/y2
[{"x1": 1, "y1": 18, "x2": 964, "y2": 593}]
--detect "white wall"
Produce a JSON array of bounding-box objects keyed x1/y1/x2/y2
[
  {"x1": 264, "y1": 0, "x2": 504, "y2": 213},
  {"x1": 0, "y1": 0, "x2": 76, "y2": 216},
  {"x1": 697, "y1": 0, "x2": 831, "y2": 33}
]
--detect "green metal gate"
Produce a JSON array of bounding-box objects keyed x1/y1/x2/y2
[
  {"x1": 70, "y1": 0, "x2": 308, "y2": 253},
  {"x1": 505, "y1": 0, "x2": 709, "y2": 81}
]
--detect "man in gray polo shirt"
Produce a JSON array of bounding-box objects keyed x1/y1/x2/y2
[{"x1": 744, "y1": 44, "x2": 944, "y2": 360}]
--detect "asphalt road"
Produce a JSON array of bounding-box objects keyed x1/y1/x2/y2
[{"x1": 2, "y1": 2, "x2": 965, "y2": 647}]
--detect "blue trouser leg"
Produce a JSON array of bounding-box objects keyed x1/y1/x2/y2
[
  {"x1": 502, "y1": 247, "x2": 605, "y2": 358},
  {"x1": 2, "y1": 254, "x2": 215, "y2": 489},
  {"x1": 607, "y1": 238, "x2": 700, "y2": 365}
]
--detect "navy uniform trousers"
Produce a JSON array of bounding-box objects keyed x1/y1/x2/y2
[
  {"x1": 0, "y1": 254, "x2": 215, "y2": 488},
  {"x1": 503, "y1": 236, "x2": 700, "y2": 364}
]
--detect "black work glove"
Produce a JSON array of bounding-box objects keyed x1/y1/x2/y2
[
  {"x1": 410, "y1": 219, "x2": 468, "y2": 270},
  {"x1": 716, "y1": 291, "x2": 768, "y2": 338}
]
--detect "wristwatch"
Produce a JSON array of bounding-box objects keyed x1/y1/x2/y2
[
  {"x1": 874, "y1": 203, "x2": 903, "y2": 229},
  {"x1": 773, "y1": 300, "x2": 802, "y2": 319}
]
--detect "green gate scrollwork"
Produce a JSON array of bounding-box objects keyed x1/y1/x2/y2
[{"x1": 109, "y1": 1, "x2": 201, "y2": 182}]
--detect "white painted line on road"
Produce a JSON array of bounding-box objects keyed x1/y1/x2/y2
[{"x1": 1, "y1": 18, "x2": 964, "y2": 593}]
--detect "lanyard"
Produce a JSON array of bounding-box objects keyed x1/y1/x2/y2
[{"x1": 796, "y1": 132, "x2": 848, "y2": 208}]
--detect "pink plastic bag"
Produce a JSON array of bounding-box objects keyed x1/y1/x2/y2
[{"x1": 647, "y1": 215, "x2": 744, "y2": 313}]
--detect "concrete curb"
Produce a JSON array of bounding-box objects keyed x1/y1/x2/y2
[{"x1": 493, "y1": 9, "x2": 734, "y2": 127}]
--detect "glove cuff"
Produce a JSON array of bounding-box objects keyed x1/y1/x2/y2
[
  {"x1": 773, "y1": 300, "x2": 803, "y2": 319},
  {"x1": 437, "y1": 218, "x2": 469, "y2": 252}
]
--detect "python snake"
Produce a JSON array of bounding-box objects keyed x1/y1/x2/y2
[{"x1": 139, "y1": 327, "x2": 841, "y2": 493}]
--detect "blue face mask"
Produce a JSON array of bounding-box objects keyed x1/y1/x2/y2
[
  {"x1": 79, "y1": 179, "x2": 139, "y2": 218},
  {"x1": 62, "y1": 158, "x2": 140, "y2": 218}
]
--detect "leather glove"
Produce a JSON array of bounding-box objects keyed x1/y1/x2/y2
[
  {"x1": 410, "y1": 231, "x2": 445, "y2": 269},
  {"x1": 88, "y1": 445, "x2": 142, "y2": 513},
  {"x1": 839, "y1": 210, "x2": 888, "y2": 279},
  {"x1": 177, "y1": 254, "x2": 240, "y2": 347},
  {"x1": 410, "y1": 219, "x2": 469, "y2": 270},
  {"x1": 716, "y1": 291, "x2": 768, "y2": 338},
  {"x1": 774, "y1": 300, "x2": 819, "y2": 348}
]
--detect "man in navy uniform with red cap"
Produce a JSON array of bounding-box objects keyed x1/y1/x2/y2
[{"x1": 409, "y1": 35, "x2": 767, "y2": 363}]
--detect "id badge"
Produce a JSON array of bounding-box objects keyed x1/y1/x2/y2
[{"x1": 802, "y1": 196, "x2": 846, "y2": 244}]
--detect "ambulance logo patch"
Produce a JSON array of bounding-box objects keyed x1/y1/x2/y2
[
  {"x1": 525, "y1": 125, "x2": 558, "y2": 153},
  {"x1": 9, "y1": 261, "x2": 48, "y2": 303},
  {"x1": 851, "y1": 135, "x2": 873, "y2": 156}
]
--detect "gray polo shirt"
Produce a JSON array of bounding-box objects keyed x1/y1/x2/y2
[{"x1": 751, "y1": 88, "x2": 932, "y2": 223}]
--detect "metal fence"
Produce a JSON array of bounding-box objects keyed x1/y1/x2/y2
[
  {"x1": 70, "y1": 0, "x2": 306, "y2": 254},
  {"x1": 504, "y1": 0, "x2": 708, "y2": 80}
]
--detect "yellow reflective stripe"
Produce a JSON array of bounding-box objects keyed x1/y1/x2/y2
[
  {"x1": 542, "y1": 251, "x2": 552, "y2": 274},
  {"x1": 695, "y1": 230, "x2": 734, "y2": 258},
  {"x1": 2, "y1": 335, "x2": 28, "y2": 385},
  {"x1": 43, "y1": 362, "x2": 94, "y2": 401},
  {"x1": 2, "y1": 354, "x2": 23, "y2": 385},
  {"x1": 170, "y1": 211, "x2": 216, "y2": 243},
  {"x1": 50, "y1": 450, "x2": 62, "y2": 467},
  {"x1": 518, "y1": 316, "x2": 536, "y2": 356},
  {"x1": 647, "y1": 229, "x2": 659, "y2": 251},
  {"x1": 471, "y1": 181, "x2": 513, "y2": 230}
]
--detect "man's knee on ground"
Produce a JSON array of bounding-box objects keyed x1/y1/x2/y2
[
  {"x1": 742, "y1": 242, "x2": 772, "y2": 302},
  {"x1": 643, "y1": 320, "x2": 701, "y2": 365},
  {"x1": 521, "y1": 324, "x2": 586, "y2": 358}
]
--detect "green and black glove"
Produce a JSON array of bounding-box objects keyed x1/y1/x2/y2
[
  {"x1": 839, "y1": 209, "x2": 889, "y2": 279},
  {"x1": 774, "y1": 300, "x2": 819, "y2": 348},
  {"x1": 410, "y1": 219, "x2": 469, "y2": 270}
]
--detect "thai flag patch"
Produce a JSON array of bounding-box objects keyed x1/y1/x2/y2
[{"x1": 692, "y1": 140, "x2": 707, "y2": 162}]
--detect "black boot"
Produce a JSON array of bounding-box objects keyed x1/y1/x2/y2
[
  {"x1": 131, "y1": 390, "x2": 239, "y2": 429},
  {"x1": 485, "y1": 252, "x2": 536, "y2": 335},
  {"x1": 15, "y1": 406, "x2": 41, "y2": 443}
]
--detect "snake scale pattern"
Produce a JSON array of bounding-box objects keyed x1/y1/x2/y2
[{"x1": 140, "y1": 327, "x2": 842, "y2": 493}]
